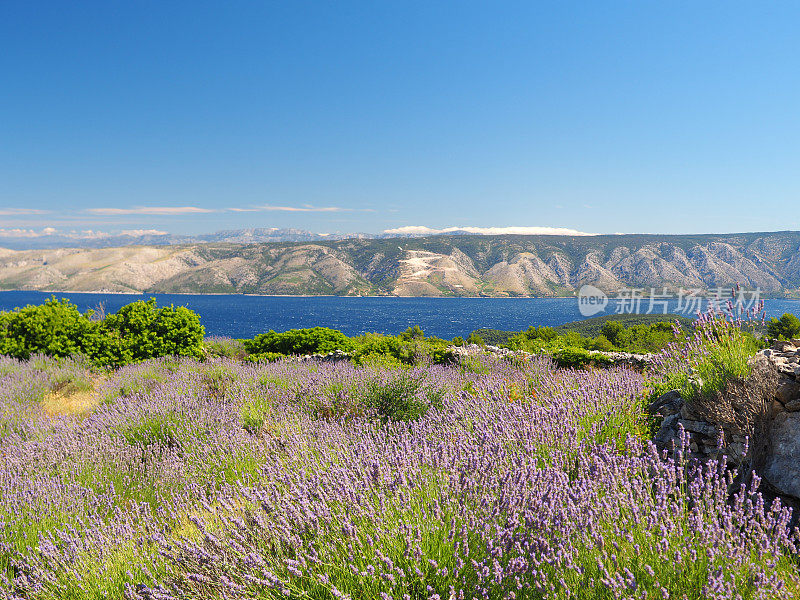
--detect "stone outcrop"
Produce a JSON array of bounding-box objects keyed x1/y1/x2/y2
[
  {"x1": 651, "y1": 341, "x2": 800, "y2": 499},
  {"x1": 449, "y1": 344, "x2": 656, "y2": 368}
]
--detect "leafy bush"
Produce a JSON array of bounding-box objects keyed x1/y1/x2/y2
[
  {"x1": 0, "y1": 297, "x2": 205, "y2": 367},
  {"x1": 466, "y1": 328, "x2": 515, "y2": 346},
  {"x1": 243, "y1": 327, "x2": 353, "y2": 356},
  {"x1": 351, "y1": 333, "x2": 421, "y2": 366},
  {"x1": 0, "y1": 297, "x2": 97, "y2": 360},
  {"x1": 399, "y1": 325, "x2": 424, "y2": 340},
  {"x1": 204, "y1": 336, "x2": 247, "y2": 360},
  {"x1": 430, "y1": 345, "x2": 457, "y2": 365},
  {"x1": 650, "y1": 312, "x2": 763, "y2": 404},
  {"x1": 361, "y1": 372, "x2": 444, "y2": 421},
  {"x1": 767, "y1": 312, "x2": 800, "y2": 340},
  {"x1": 101, "y1": 299, "x2": 205, "y2": 365},
  {"x1": 245, "y1": 351, "x2": 285, "y2": 363},
  {"x1": 552, "y1": 347, "x2": 614, "y2": 369},
  {"x1": 507, "y1": 318, "x2": 681, "y2": 355},
  {"x1": 120, "y1": 413, "x2": 183, "y2": 449},
  {"x1": 466, "y1": 332, "x2": 484, "y2": 346}
]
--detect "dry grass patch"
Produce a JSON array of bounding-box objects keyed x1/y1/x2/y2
[{"x1": 43, "y1": 375, "x2": 107, "y2": 416}]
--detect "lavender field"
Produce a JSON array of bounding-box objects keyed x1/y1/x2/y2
[{"x1": 1, "y1": 349, "x2": 798, "y2": 599}]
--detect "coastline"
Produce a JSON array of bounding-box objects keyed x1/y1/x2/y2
[{"x1": 0, "y1": 289, "x2": 579, "y2": 299}]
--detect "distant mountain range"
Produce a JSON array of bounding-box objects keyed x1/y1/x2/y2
[
  {"x1": 1, "y1": 231, "x2": 799, "y2": 297},
  {"x1": 0, "y1": 226, "x2": 549, "y2": 251},
  {"x1": 0, "y1": 228, "x2": 371, "y2": 250}
]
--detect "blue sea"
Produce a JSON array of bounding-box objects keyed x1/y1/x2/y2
[{"x1": 1, "y1": 291, "x2": 799, "y2": 340}]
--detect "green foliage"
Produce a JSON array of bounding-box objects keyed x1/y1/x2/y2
[
  {"x1": 101, "y1": 299, "x2": 205, "y2": 365},
  {"x1": 600, "y1": 320, "x2": 624, "y2": 345},
  {"x1": 204, "y1": 336, "x2": 247, "y2": 360},
  {"x1": 0, "y1": 297, "x2": 204, "y2": 368},
  {"x1": 241, "y1": 396, "x2": 271, "y2": 434},
  {"x1": 767, "y1": 312, "x2": 800, "y2": 340},
  {"x1": 466, "y1": 332, "x2": 484, "y2": 346},
  {"x1": 506, "y1": 317, "x2": 681, "y2": 356},
  {"x1": 351, "y1": 333, "x2": 421, "y2": 366},
  {"x1": 245, "y1": 351, "x2": 285, "y2": 363},
  {"x1": 361, "y1": 372, "x2": 445, "y2": 421},
  {"x1": 588, "y1": 333, "x2": 615, "y2": 352},
  {"x1": 689, "y1": 335, "x2": 760, "y2": 400},
  {"x1": 120, "y1": 413, "x2": 182, "y2": 449},
  {"x1": 430, "y1": 345, "x2": 457, "y2": 365},
  {"x1": 466, "y1": 328, "x2": 515, "y2": 346},
  {"x1": 200, "y1": 364, "x2": 235, "y2": 399},
  {"x1": 552, "y1": 347, "x2": 614, "y2": 369},
  {"x1": 399, "y1": 325, "x2": 424, "y2": 340},
  {"x1": 0, "y1": 297, "x2": 96, "y2": 360},
  {"x1": 243, "y1": 326, "x2": 354, "y2": 356},
  {"x1": 558, "y1": 313, "x2": 694, "y2": 336},
  {"x1": 650, "y1": 318, "x2": 763, "y2": 404}
]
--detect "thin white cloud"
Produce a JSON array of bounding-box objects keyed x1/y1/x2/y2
[
  {"x1": 230, "y1": 204, "x2": 373, "y2": 213},
  {"x1": 86, "y1": 206, "x2": 216, "y2": 215},
  {"x1": 383, "y1": 225, "x2": 596, "y2": 236},
  {"x1": 0, "y1": 208, "x2": 50, "y2": 215}
]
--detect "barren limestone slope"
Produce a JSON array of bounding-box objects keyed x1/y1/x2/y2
[{"x1": 0, "y1": 232, "x2": 799, "y2": 296}]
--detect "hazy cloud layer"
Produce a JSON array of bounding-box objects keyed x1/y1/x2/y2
[
  {"x1": 0, "y1": 228, "x2": 168, "y2": 239},
  {"x1": 86, "y1": 206, "x2": 216, "y2": 215},
  {"x1": 383, "y1": 225, "x2": 596, "y2": 236},
  {"x1": 83, "y1": 204, "x2": 368, "y2": 215},
  {"x1": 230, "y1": 205, "x2": 371, "y2": 213},
  {"x1": 0, "y1": 208, "x2": 50, "y2": 216}
]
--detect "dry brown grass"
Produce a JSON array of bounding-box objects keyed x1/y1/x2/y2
[
  {"x1": 685, "y1": 356, "x2": 777, "y2": 438},
  {"x1": 42, "y1": 375, "x2": 107, "y2": 416}
]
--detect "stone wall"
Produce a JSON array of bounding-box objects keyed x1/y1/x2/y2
[{"x1": 651, "y1": 339, "x2": 800, "y2": 499}]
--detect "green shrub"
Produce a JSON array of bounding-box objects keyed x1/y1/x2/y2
[
  {"x1": 587, "y1": 334, "x2": 615, "y2": 352},
  {"x1": 650, "y1": 317, "x2": 763, "y2": 404},
  {"x1": 245, "y1": 351, "x2": 286, "y2": 363},
  {"x1": 241, "y1": 397, "x2": 271, "y2": 434},
  {"x1": 0, "y1": 297, "x2": 204, "y2": 368},
  {"x1": 200, "y1": 364, "x2": 235, "y2": 399},
  {"x1": 351, "y1": 333, "x2": 420, "y2": 366},
  {"x1": 120, "y1": 413, "x2": 183, "y2": 449},
  {"x1": 361, "y1": 373, "x2": 444, "y2": 421},
  {"x1": 552, "y1": 347, "x2": 613, "y2": 369},
  {"x1": 466, "y1": 332, "x2": 484, "y2": 346},
  {"x1": 399, "y1": 325, "x2": 424, "y2": 340},
  {"x1": 430, "y1": 345, "x2": 457, "y2": 365},
  {"x1": 243, "y1": 327, "x2": 353, "y2": 356},
  {"x1": 767, "y1": 313, "x2": 800, "y2": 340},
  {"x1": 204, "y1": 336, "x2": 247, "y2": 359},
  {"x1": 101, "y1": 299, "x2": 205, "y2": 365},
  {"x1": 0, "y1": 297, "x2": 96, "y2": 360}
]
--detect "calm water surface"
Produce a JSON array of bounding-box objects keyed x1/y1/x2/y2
[{"x1": 1, "y1": 291, "x2": 799, "y2": 339}]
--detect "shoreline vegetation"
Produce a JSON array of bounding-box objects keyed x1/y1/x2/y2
[{"x1": 3, "y1": 297, "x2": 800, "y2": 597}]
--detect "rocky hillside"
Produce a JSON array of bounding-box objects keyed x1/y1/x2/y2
[{"x1": 1, "y1": 231, "x2": 799, "y2": 296}]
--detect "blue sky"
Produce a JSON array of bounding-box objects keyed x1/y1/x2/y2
[{"x1": 2, "y1": 1, "x2": 800, "y2": 238}]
